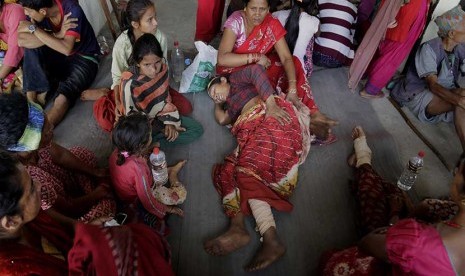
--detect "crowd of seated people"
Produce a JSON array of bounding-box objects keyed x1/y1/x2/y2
[{"x1": 0, "y1": 0, "x2": 464, "y2": 274}]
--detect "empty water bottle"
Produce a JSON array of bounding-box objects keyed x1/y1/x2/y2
[
  {"x1": 397, "y1": 151, "x2": 425, "y2": 191},
  {"x1": 150, "y1": 147, "x2": 168, "y2": 186},
  {"x1": 171, "y1": 41, "x2": 184, "y2": 82}
]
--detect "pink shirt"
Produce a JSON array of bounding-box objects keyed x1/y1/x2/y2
[
  {"x1": 0, "y1": 3, "x2": 25, "y2": 67},
  {"x1": 386, "y1": 219, "x2": 456, "y2": 275},
  {"x1": 109, "y1": 150, "x2": 167, "y2": 219}
]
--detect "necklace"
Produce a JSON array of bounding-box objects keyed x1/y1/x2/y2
[{"x1": 443, "y1": 220, "x2": 464, "y2": 229}]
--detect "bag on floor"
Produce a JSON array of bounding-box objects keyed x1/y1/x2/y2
[{"x1": 179, "y1": 41, "x2": 217, "y2": 93}]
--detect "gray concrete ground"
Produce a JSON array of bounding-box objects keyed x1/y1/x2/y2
[{"x1": 51, "y1": 1, "x2": 461, "y2": 275}]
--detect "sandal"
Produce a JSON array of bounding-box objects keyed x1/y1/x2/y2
[
  {"x1": 360, "y1": 90, "x2": 384, "y2": 99},
  {"x1": 354, "y1": 135, "x2": 372, "y2": 167},
  {"x1": 311, "y1": 133, "x2": 338, "y2": 146}
]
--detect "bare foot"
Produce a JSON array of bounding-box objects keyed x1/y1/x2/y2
[
  {"x1": 351, "y1": 125, "x2": 366, "y2": 140},
  {"x1": 81, "y1": 88, "x2": 110, "y2": 101},
  {"x1": 245, "y1": 227, "x2": 286, "y2": 272},
  {"x1": 310, "y1": 111, "x2": 338, "y2": 139},
  {"x1": 204, "y1": 214, "x2": 250, "y2": 256},
  {"x1": 168, "y1": 160, "x2": 187, "y2": 187}
]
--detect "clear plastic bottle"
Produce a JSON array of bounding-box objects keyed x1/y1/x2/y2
[
  {"x1": 171, "y1": 41, "x2": 185, "y2": 83},
  {"x1": 149, "y1": 147, "x2": 168, "y2": 186},
  {"x1": 397, "y1": 151, "x2": 425, "y2": 191}
]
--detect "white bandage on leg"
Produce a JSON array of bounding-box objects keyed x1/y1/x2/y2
[
  {"x1": 248, "y1": 199, "x2": 276, "y2": 236},
  {"x1": 354, "y1": 136, "x2": 372, "y2": 168}
]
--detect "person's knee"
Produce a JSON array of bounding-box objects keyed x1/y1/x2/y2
[{"x1": 249, "y1": 63, "x2": 266, "y2": 75}]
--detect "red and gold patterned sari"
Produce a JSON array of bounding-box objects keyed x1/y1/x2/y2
[
  {"x1": 218, "y1": 13, "x2": 319, "y2": 114},
  {"x1": 212, "y1": 97, "x2": 310, "y2": 217}
]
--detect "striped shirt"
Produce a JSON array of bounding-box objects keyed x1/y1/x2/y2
[{"x1": 314, "y1": 0, "x2": 357, "y2": 65}]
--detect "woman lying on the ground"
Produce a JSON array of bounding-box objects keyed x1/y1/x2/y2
[
  {"x1": 0, "y1": 150, "x2": 174, "y2": 275},
  {"x1": 87, "y1": 0, "x2": 192, "y2": 132},
  {"x1": 204, "y1": 64, "x2": 311, "y2": 272},
  {"x1": 320, "y1": 126, "x2": 465, "y2": 275},
  {"x1": 0, "y1": 92, "x2": 115, "y2": 227},
  {"x1": 217, "y1": 0, "x2": 338, "y2": 143},
  {"x1": 0, "y1": 0, "x2": 25, "y2": 92},
  {"x1": 117, "y1": 33, "x2": 203, "y2": 148},
  {"x1": 273, "y1": 0, "x2": 320, "y2": 78}
]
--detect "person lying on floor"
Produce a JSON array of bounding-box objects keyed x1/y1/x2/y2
[
  {"x1": 116, "y1": 33, "x2": 203, "y2": 148},
  {"x1": 0, "y1": 92, "x2": 115, "y2": 228},
  {"x1": 204, "y1": 64, "x2": 311, "y2": 272},
  {"x1": 88, "y1": 0, "x2": 192, "y2": 132},
  {"x1": 17, "y1": 0, "x2": 100, "y2": 126},
  {"x1": 391, "y1": 5, "x2": 465, "y2": 156},
  {"x1": 217, "y1": 0, "x2": 338, "y2": 145},
  {"x1": 0, "y1": 150, "x2": 174, "y2": 275},
  {"x1": 320, "y1": 126, "x2": 465, "y2": 275},
  {"x1": 109, "y1": 111, "x2": 186, "y2": 235}
]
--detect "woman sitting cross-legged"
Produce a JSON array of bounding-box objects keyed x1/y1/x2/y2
[
  {"x1": 204, "y1": 64, "x2": 311, "y2": 272},
  {"x1": 116, "y1": 33, "x2": 203, "y2": 148},
  {"x1": 0, "y1": 150, "x2": 174, "y2": 275},
  {"x1": 0, "y1": 92, "x2": 115, "y2": 228},
  {"x1": 217, "y1": 0, "x2": 338, "y2": 144},
  {"x1": 320, "y1": 126, "x2": 465, "y2": 275}
]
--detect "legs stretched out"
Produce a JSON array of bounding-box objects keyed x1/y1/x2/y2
[{"x1": 204, "y1": 212, "x2": 251, "y2": 256}]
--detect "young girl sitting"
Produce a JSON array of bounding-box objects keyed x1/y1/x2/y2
[
  {"x1": 109, "y1": 111, "x2": 186, "y2": 234},
  {"x1": 117, "y1": 33, "x2": 203, "y2": 148}
]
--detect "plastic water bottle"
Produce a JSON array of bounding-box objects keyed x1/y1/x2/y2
[
  {"x1": 149, "y1": 147, "x2": 168, "y2": 186},
  {"x1": 397, "y1": 151, "x2": 425, "y2": 191},
  {"x1": 171, "y1": 41, "x2": 184, "y2": 82}
]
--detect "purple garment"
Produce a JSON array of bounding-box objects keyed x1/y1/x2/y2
[{"x1": 357, "y1": 0, "x2": 376, "y2": 24}]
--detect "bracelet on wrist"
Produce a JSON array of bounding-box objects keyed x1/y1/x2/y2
[{"x1": 288, "y1": 80, "x2": 296, "y2": 83}]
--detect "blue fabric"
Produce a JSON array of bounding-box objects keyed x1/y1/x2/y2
[{"x1": 7, "y1": 102, "x2": 44, "y2": 152}]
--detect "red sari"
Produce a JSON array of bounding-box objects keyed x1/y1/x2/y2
[
  {"x1": 213, "y1": 97, "x2": 307, "y2": 217},
  {"x1": 0, "y1": 211, "x2": 174, "y2": 276},
  {"x1": 218, "y1": 13, "x2": 319, "y2": 114}
]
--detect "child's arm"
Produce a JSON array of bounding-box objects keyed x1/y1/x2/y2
[
  {"x1": 133, "y1": 163, "x2": 168, "y2": 218},
  {"x1": 50, "y1": 142, "x2": 106, "y2": 177},
  {"x1": 214, "y1": 103, "x2": 232, "y2": 125}
]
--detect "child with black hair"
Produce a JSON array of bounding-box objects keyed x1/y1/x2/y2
[
  {"x1": 109, "y1": 111, "x2": 186, "y2": 233},
  {"x1": 117, "y1": 33, "x2": 203, "y2": 148}
]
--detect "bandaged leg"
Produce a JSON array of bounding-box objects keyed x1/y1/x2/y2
[
  {"x1": 354, "y1": 136, "x2": 372, "y2": 168},
  {"x1": 248, "y1": 199, "x2": 276, "y2": 236}
]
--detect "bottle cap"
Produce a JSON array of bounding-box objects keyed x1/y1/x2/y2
[
  {"x1": 174, "y1": 41, "x2": 179, "y2": 47},
  {"x1": 153, "y1": 147, "x2": 160, "y2": 154},
  {"x1": 418, "y1": 151, "x2": 425, "y2": 158},
  {"x1": 185, "y1": 58, "x2": 192, "y2": 66}
]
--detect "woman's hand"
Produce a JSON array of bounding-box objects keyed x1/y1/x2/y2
[
  {"x1": 265, "y1": 97, "x2": 291, "y2": 125},
  {"x1": 285, "y1": 91, "x2": 303, "y2": 107},
  {"x1": 89, "y1": 216, "x2": 112, "y2": 226},
  {"x1": 387, "y1": 20, "x2": 398, "y2": 29},
  {"x1": 92, "y1": 167, "x2": 109, "y2": 178},
  {"x1": 167, "y1": 206, "x2": 184, "y2": 217},
  {"x1": 164, "y1": 124, "x2": 186, "y2": 142},
  {"x1": 92, "y1": 185, "x2": 112, "y2": 200},
  {"x1": 54, "y1": 13, "x2": 78, "y2": 39},
  {"x1": 257, "y1": 54, "x2": 271, "y2": 69}
]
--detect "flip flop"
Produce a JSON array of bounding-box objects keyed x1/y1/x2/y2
[
  {"x1": 360, "y1": 90, "x2": 384, "y2": 99},
  {"x1": 311, "y1": 133, "x2": 338, "y2": 146}
]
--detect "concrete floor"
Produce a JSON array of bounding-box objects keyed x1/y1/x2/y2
[{"x1": 52, "y1": 1, "x2": 462, "y2": 275}]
